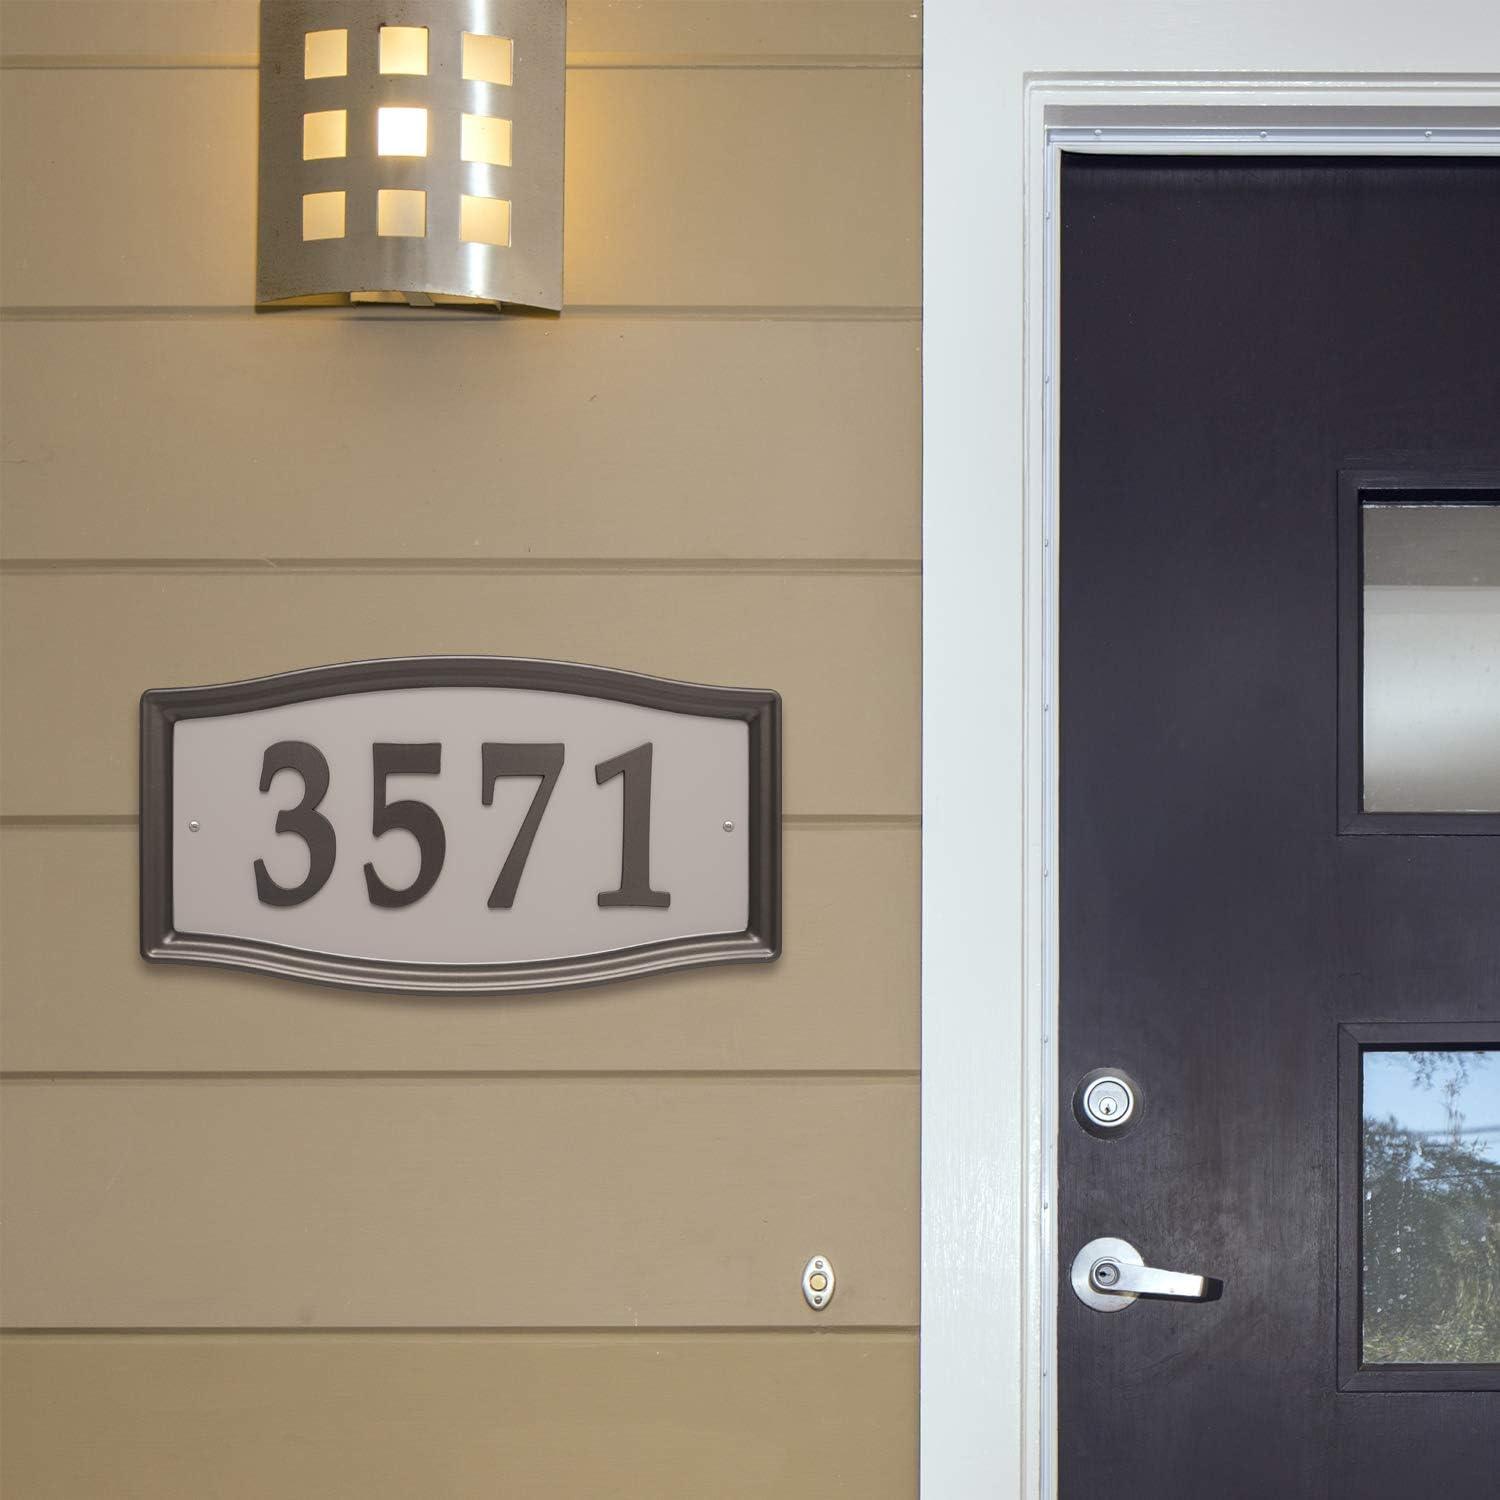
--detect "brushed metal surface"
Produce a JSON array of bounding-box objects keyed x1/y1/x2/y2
[
  {"x1": 1069, "y1": 1238, "x2": 1220, "y2": 1314},
  {"x1": 257, "y1": 1, "x2": 564, "y2": 310}
]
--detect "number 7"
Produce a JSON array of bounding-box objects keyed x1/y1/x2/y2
[{"x1": 481, "y1": 743, "x2": 565, "y2": 908}]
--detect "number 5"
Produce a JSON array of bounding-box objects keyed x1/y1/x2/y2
[{"x1": 364, "y1": 743, "x2": 446, "y2": 908}]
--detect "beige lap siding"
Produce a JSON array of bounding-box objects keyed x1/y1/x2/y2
[
  {"x1": 0, "y1": 319, "x2": 919, "y2": 562},
  {"x1": 0, "y1": 1077, "x2": 918, "y2": 1328},
  {"x1": 0, "y1": 2, "x2": 921, "y2": 1493},
  {"x1": 0, "y1": 69, "x2": 919, "y2": 308},
  {"x1": 1, "y1": 1334, "x2": 917, "y2": 1500},
  {"x1": 0, "y1": 571, "x2": 919, "y2": 818},
  {"x1": 0, "y1": 822, "x2": 918, "y2": 1072},
  {"x1": 0, "y1": 1, "x2": 921, "y2": 65}
]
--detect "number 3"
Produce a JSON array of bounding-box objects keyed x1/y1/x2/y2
[{"x1": 253, "y1": 741, "x2": 337, "y2": 907}]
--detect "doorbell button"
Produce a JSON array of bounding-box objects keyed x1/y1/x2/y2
[{"x1": 801, "y1": 1255, "x2": 835, "y2": 1310}]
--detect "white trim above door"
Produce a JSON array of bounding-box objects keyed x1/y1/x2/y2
[{"x1": 921, "y1": 32, "x2": 1500, "y2": 1496}]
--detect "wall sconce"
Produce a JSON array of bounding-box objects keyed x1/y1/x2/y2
[{"x1": 257, "y1": 1, "x2": 564, "y2": 311}]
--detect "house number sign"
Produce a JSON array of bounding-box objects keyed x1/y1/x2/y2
[{"x1": 140, "y1": 658, "x2": 781, "y2": 993}]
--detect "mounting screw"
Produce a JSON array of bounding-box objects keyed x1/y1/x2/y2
[
  {"x1": 722, "y1": 820, "x2": 735, "y2": 833},
  {"x1": 188, "y1": 820, "x2": 201, "y2": 833}
]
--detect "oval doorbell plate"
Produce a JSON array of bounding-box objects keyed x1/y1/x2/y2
[{"x1": 802, "y1": 1254, "x2": 835, "y2": 1310}]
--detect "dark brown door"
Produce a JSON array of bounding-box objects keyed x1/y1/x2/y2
[{"x1": 1058, "y1": 156, "x2": 1499, "y2": 1497}]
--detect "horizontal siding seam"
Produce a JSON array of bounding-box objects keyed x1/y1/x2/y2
[
  {"x1": 0, "y1": 813, "x2": 921, "y2": 830},
  {"x1": 0, "y1": 1071, "x2": 920, "y2": 1084},
  {"x1": 0, "y1": 559, "x2": 922, "y2": 577},
  {"x1": 0, "y1": 306, "x2": 923, "y2": 323},
  {"x1": 0, "y1": 1325, "x2": 920, "y2": 1337},
  {"x1": 0, "y1": 56, "x2": 922, "y2": 72}
]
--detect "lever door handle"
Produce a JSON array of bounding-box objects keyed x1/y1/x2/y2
[
  {"x1": 1071, "y1": 1236, "x2": 1223, "y2": 1312},
  {"x1": 1093, "y1": 1260, "x2": 1212, "y2": 1299}
]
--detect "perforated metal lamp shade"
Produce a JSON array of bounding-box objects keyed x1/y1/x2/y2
[{"x1": 256, "y1": 0, "x2": 564, "y2": 311}]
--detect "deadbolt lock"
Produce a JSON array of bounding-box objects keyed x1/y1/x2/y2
[{"x1": 1073, "y1": 1067, "x2": 1141, "y2": 1137}]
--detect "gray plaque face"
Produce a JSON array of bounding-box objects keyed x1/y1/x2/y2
[{"x1": 141, "y1": 659, "x2": 780, "y2": 993}]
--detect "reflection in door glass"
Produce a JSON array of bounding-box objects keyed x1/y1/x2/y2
[
  {"x1": 1362, "y1": 502, "x2": 1500, "y2": 812},
  {"x1": 1363, "y1": 1050, "x2": 1499, "y2": 1364}
]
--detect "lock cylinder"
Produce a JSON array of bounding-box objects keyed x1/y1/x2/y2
[{"x1": 1072, "y1": 1067, "x2": 1142, "y2": 1138}]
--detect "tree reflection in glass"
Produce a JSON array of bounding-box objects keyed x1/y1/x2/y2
[{"x1": 1363, "y1": 1049, "x2": 1499, "y2": 1364}]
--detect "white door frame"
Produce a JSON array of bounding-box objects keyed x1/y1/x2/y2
[{"x1": 920, "y1": 40, "x2": 1500, "y2": 1499}]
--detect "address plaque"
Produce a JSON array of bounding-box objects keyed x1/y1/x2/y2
[{"x1": 140, "y1": 658, "x2": 781, "y2": 993}]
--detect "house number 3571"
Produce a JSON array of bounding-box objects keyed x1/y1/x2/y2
[{"x1": 251, "y1": 740, "x2": 671, "y2": 911}]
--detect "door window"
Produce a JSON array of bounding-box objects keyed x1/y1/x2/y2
[
  {"x1": 1339, "y1": 1025, "x2": 1500, "y2": 1390},
  {"x1": 1362, "y1": 1048, "x2": 1499, "y2": 1364},
  {"x1": 1363, "y1": 501, "x2": 1500, "y2": 812},
  {"x1": 1338, "y1": 474, "x2": 1500, "y2": 833}
]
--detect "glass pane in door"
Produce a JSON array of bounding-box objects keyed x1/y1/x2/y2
[
  {"x1": 1362, "y1": 1049, "x2": 1500, "y2": 1363},
  {"x1": 1362, "y1": 502, "x2": 1500, "y2": 812}
]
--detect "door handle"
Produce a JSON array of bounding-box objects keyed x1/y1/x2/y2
[
  {"x1": 1070, "y1": 1236, "x2": 1223, "y2": 1312},
  {"x1": 1095, "y1": 1260, "x2": 1211, "y2": 1298}
]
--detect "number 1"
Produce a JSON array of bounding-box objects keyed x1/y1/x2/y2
[{"x1": 595, "y1": 742, "x2": 671, "y2": 909}]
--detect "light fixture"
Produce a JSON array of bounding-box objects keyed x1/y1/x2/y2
[{"x1": 256, "y1": 2, "x2": 564, "y2": 311}]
